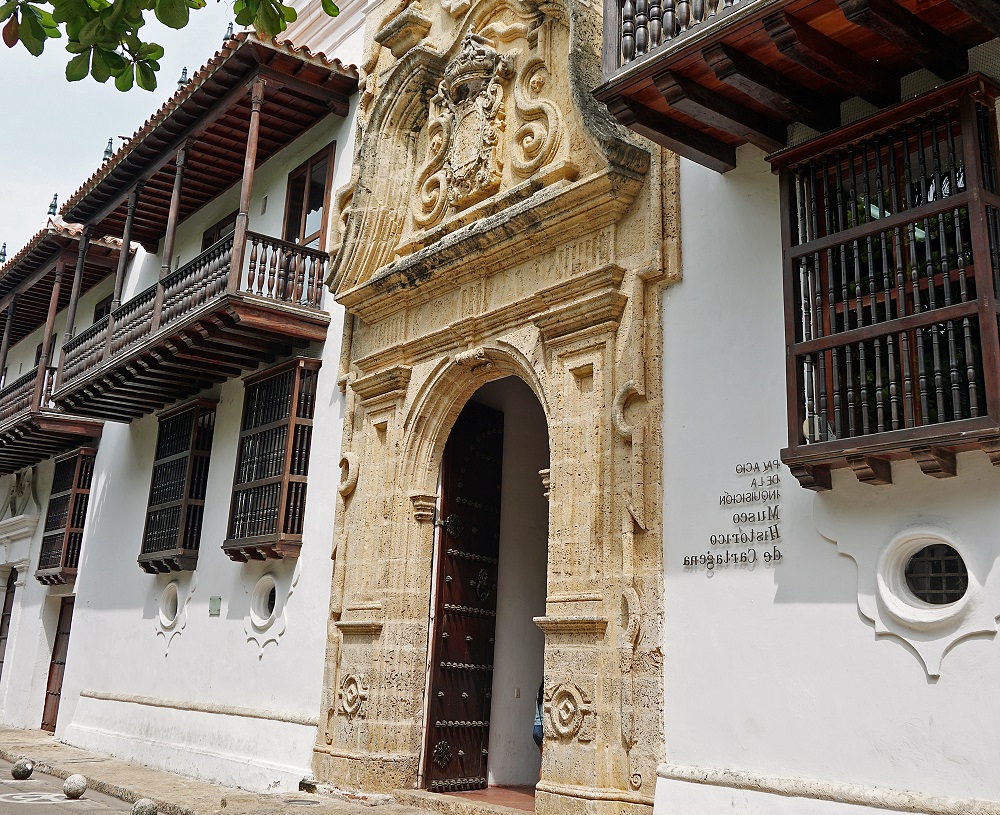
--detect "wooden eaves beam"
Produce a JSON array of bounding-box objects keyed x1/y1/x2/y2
[
  {"x1": 604, "y1": 97, "x2": 736, "y2": 173},
  {"x1": 837, "y1": 0, "x2": 968, "y2": 81},
  {"x1": 703, "y1": 43, "x2": 840, "y2": 133},
  {"x1": 764, "y1": 12, "x2": 899, "y2": 108}
]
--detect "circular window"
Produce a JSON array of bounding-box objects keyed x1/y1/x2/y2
[
  {"x1": 904, "y1": 543, "x2": 968, "y2": 605},
  {"x1": 251, "y1": 574, "x2": 279, "y2": 628},
  {"x1": 159, "y1": 582, "x2": 180, "y2": 629},
  {"x1": 877, "y1": 530, "x2": 975, "y2": 630}
]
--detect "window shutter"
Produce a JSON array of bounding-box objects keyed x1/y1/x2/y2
[
  {"x1": 36, "y1": 448, "x2": 96, "y2": 585},
  {"x1": 138, "y1": 400, "x2": 216, "y2": 573},
  {"x1": 224, "y1": 357, "x2": 320, "y2": 562}
]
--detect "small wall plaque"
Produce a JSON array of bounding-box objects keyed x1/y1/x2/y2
[{"x1": 209, "y1": 596, "x2": 222, "y2": 617}]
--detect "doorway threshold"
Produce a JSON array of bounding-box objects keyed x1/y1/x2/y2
[{"x1": 395, "y1": 786, "x2": 536, "y2": 815}]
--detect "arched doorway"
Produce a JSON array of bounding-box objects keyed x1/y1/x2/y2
[{"x1": 421, "y1": 376, "x2": 549, "y2": 797}]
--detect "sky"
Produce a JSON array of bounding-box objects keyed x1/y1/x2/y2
[{"x1": 0, "y1": 2, "x2": 237, "y2": 256}]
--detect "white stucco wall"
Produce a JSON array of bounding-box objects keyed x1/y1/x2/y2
[
  {"x1": 657, "y1": 146, "x2": 1000, "y2": 814},
  {"x1": 473, "y1": 377, "x2": 549, "y2": 787}
]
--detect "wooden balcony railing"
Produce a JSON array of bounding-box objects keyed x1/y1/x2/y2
[
  {"x1": 610, "y1": 0, "x2": 748, "y2": 70},
  {"x1": 0, "y1": 370, "x2": 41, "y2": 426},
  {"x1": 57, "y1": 232, "x2": 329, "y2": 394}
]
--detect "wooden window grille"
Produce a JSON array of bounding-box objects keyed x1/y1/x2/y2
[
  {"x1": 776, "y1": 76, "x2": 1000, "y2": 490},
  {"x1": 36, "y1": 448, "x2": 96, "y2": 585},
  {"x1": 224, "y1": 357, "x2": 320, "y2": 562},
  {"x1": 138, "y1": 400, "x2": 216, "y2": 574}
]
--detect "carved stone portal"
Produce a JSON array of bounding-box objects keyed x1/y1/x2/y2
[{"x1": 314, "y1": 1, "x2": 676, "y2": 814}]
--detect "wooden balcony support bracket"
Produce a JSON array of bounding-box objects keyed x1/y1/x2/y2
[
  {"x1": 603, "y1": 97, "x2": 736, "y2": 173},
  {"x1": 112, "y1": 182, "x2": 143, "y2": 311},
  {"x1": 763, "y1": 12, "x2": 900, "y2": 109},
  {"x1": 837, "y1": 0, "x2": 968, "y2": 81},
  {"x1": 654, "y1": 70, "x2": 787, "y2": 153},
  {"x1": 703, "y1": 44, "x2": 840, "y2": 133},
  {"x1": 979, "y1": 436, "x2": 1000, "y2": 467},
  {"x1": 0, "y1": 294, "x2": 17, "y2": 387},
  {"x1": 34, "y1": 259, "x2": 66, "y2": 409},
  {"x1": 948, "y1": 0, "x2": 1000, "y2": 37},
  {"x1": 54, "y1": 226, "x2": 91, "y2": 391},
  {"x1": 911, "y1": 446, "x2": 958, "y2": 479},
  {"x1": 847, "y1": 454, "x2": 893, "y2": 486},
  {"x1": 787, "y1": 463, "x2": 832, "y2": 492},
  {"x1": 160, "y1": 144, "x2": 189, "y2": 282},
  {"x1": 230, "y1": 78, "x2": 266, "y2": 292}
]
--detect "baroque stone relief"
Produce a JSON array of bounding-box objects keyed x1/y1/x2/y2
[{"x1": 314, "y1": 0, "x2": 672, "y2": 809}]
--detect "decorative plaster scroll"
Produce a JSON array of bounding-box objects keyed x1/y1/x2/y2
[
  {"x1": 0, "y1": 468, "x2": 39, "y2": 522},
  {"x1": 545, "y1": 683, "x2": 595, "y2": 742},
  {"x1": 244, "y1": 559, "x2": 299, "y2": 658},
  {"x1": 79, "y1": 689, "x2": 318, "y2": 727},
  {"x1": 511, "y1": 21, "x2": 562, "y2": 177},
  {"x1": 816, "y1": 484, "x2": 1000, "y2": 678},
  {"x1": 339, "y1": 453, "x2": 360, "y2": 497},
  {"x1": 338, "y1": 673, "x2": 370, "y2": 719},
  {"x1": 154, "y1": 571, "x2": 196, "y2": 653},
  {"x1": 657, "y1": 762, "x2": 997, "y2": 815}
]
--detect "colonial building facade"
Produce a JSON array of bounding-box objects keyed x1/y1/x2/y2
[{"x1": 2, "y1": 1, "x2": 1000, "y2": 815}]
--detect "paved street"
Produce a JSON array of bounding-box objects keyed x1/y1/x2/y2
[{"x1": 0, "y1": 759, "x2": 132, "y2": 812}]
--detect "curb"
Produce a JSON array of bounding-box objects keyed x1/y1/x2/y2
[{"x1": 0, "y1": 744, "x2": 195, "y2": 815}]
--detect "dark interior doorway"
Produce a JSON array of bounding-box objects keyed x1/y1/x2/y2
[{"x1": 41, "y1": 595, "x2": 74, "y2": 732}]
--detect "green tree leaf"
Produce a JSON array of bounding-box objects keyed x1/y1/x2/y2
[
  {"x1": 135, "y1": 60, "x2": 155, "y2": 90},
  {"x1": 65, "y1": 48, "x2": 89, "y2": 79},
  {"x1": 115, "y1": 63, "x2": 134, "y2": 90},
  {"x1": 90, "y1": 43, "x2": 111, "y2": 80},
  {"x1": 320, "y1": 0, "x2": 339, "y2": 18},
  {"x1": 153, "y1": 0, "x2": 187, "y2": 29},
  {"x1": 0, "y1": 2, "x2": 17, "y2": 23}
]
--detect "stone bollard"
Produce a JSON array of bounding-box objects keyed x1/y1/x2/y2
[
  {"x1": 10, "y1": 759, "x2": 33, "y2": 780},
  {"x1": 63, "y1": 774, "x2": 88, "y2": 799}
]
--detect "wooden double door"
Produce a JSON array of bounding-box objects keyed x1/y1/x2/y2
[{"x1": 424, "y1": 401, "x2": 504, "y2": 792}]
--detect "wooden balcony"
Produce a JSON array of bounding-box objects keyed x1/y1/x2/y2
[
  {"x1": 594, "y1": 0, "x2": 1000, "y2": 171},
  {"x1": 0, "y1": 367, "x2": 103, "y2": 475},
  {"x1": 51, "y1": 232, "x2": 330, "y2": 421}
]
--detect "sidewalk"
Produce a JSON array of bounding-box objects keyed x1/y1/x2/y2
[{"x1": 0, "y1": 726, "x2": 423, "y2": 815}]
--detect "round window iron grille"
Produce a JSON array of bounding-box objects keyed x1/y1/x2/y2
[{"x1": 904, "y1": 544, "x2": 969, "y2": 605}]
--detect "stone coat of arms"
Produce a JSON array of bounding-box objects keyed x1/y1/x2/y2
[{"x1": 415, "y1": 34, "x2": 514, "y2": 226}]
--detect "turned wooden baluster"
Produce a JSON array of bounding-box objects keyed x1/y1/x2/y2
[
  {"x1": 677, "y1": 0, "x2": 690, "y2": 32},
  {"x1": 663, "y1": 0, "x2": 675, "y2": 39},
  {"x1": 649, "y1": 0, "x2": 662, "y2": 48},
  {"x1": 247, "y1": 237, "x2": 259, "y2": 293},
  {"x1": 635, "y1": 0, "x2": 648, "y2": 54},
  {"x1": 707, "y1": 0, "x2": 720, "y2": 16},
  {"x1": 622, "y1": 0, "x2": 636, "y2": 61},
  {"x1": 306, "y1": 257, "x2": 316, "y2": 305},
  {"x1": 691, "y1": 0, "x2": 703, "y2": 26},
  {"x1": 290, "y1": 253, "x2": 302, "y2": 302}
]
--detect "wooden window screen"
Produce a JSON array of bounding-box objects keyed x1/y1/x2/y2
[
  {"x1": 224, "y1": 357, "x2": 320, "y2": 561},
  {"x1": 36, "y1": 448, "x2": 96, "y2": 584},
  {"x1": 776, "y1": 76, "x2": 1000, "y2": 490},
  {"x1": 201, "y1": 210, "x2": 238, "y2": 252},
  {"x1": 138, "y1": 400, "x2": 216, "y2": 574}
]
